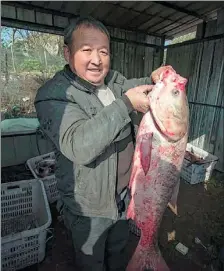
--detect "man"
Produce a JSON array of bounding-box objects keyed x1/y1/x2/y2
[{"x1": 34, "y1": 16, "x2": 171, "y2": 271}]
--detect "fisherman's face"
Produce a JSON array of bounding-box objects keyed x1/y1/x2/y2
[{"x1": 64, "y1": 25, "x2": 110, "y2": 86}]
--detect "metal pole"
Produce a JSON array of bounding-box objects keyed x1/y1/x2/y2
[{"x1": 165, "y1": 33, "x2": 224, "y2": 49}]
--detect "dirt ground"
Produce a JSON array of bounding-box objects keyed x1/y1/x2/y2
[{"x1": 2, "y1": 165, "x2": 224, "y2": 271}]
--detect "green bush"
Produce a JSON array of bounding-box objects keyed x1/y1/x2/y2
[{"x1": 19, "y1": 59, "x2": 43, "y2": 72}]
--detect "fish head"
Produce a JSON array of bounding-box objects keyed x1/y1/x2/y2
[{"x1": 149, "y1": 68, "x2": 189, "y2": 142}]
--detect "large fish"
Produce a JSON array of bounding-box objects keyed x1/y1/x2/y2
[{"x1": 126, "y1": 68, "x2": 189, "y2": 271}]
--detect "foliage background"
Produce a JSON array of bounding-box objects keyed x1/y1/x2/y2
[
  {"x1": 1, "y1": 27, "x2": 195, "y2": 119},
  {"x1": 1, "y1": 27, "x2": 66, "y2": 119}
]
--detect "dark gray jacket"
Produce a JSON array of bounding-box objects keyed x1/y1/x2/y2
[{"x1": 34, "y1": 65, "x2": 152, "y2": 220}]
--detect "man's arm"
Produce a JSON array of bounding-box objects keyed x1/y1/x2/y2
[
  {"x1": 35, "y1": 98, "x2": 132, "y2": 166},
  {"x1": 123, "y1": 76, "x2": 153, "y2": 92}
]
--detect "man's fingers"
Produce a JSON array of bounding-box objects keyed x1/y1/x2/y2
[
  {"x1": 145, "y1": 85, "x2": 154, "y2": 91},
  {"x1": 125, "y1": 85, "x2": 152, "y2": 113},
  {"x1": 138, "y1": 98, "x2": 150, "y2": 113},
  {"x1": 138, "y1": 103, "x2": 150, "y2": 114}
]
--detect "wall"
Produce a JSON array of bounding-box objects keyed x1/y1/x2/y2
[
  {"x1": 166, "y1": 37, "x2": 224, "y2": 172},
  {"x1": 108, "y1": 27, "x2": 163, "y2": 78}
]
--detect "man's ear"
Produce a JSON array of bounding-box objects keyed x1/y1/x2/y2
[{"x1": 63, "y1": 45, "x2": 70, "y2": 63}]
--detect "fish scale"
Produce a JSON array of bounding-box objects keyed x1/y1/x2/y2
[{"x1": 126, "y1": 68, "x2": 189, "y2": 271}]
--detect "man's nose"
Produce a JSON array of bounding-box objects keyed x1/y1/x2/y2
[{"x1": 91, "y1": 50, "x2": 101, "y2": 65}]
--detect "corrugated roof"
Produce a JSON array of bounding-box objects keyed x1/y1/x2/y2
[{"x1": 2, "y1": 1, "x2": 224, "y2": 38}]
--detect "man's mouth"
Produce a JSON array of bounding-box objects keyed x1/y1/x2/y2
[{"x1": 88, "y1": 69, "x2": 101, "y2": 73}]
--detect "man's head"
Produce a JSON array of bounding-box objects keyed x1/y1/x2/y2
[{"x1": 64, "y1": 17, "x2": 110, "y2": 86}]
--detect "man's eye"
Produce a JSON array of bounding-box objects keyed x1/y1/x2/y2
[
  {"x1": 100, "y1": 51, "x2": 108, "y2": 55},
  {"x1": 83, "y1": 49, "x2": 91, "y2": 52}
]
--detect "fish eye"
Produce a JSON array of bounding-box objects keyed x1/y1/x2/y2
[{"x1": 172, "y1": 89, "x2": 180, "y2": 96}]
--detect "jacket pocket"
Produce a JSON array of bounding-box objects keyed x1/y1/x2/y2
[{"x1": 74, "y1": 165, "x2": 93, "y2": 194}]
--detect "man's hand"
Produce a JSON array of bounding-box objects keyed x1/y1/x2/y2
[
  {"x1": 151, "y1": 65, "x2": 175, "y2": 83},
  {"x1": 125, "y1": 85, "x2": 154, "y2": 113}
]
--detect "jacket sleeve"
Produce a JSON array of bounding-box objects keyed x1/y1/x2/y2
[
  {"x1": 35, "y1": 98, "x2": 131, "y2": 166},
  {"x1": 123, "y1": 76, "x2": 153, "y2": 92}
]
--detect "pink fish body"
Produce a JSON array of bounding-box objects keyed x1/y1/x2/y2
[{"x1": 126, "y1": 68, "x2": 189, "y2": 271}]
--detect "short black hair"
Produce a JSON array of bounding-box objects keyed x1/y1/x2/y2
[{"x1": 64, "y1": 16, "x2": 110, "y2": 47}]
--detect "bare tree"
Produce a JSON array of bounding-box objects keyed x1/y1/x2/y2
[{"x1": 11, "y1": 28, "x2": 18, "y2": 72}]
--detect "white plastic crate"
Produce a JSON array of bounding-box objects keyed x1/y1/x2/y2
[
  {"x1": 1, "y1": 179, "x2": 52, "y2": 271},
  {"x1": 26, "y1": 152, "x2": 60, "y2": 203},
  {"x1": 181, "y1": 143, "x2": 219, "y2": 184}
]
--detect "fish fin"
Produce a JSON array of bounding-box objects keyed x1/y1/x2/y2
[
  {"x1": 139, "y1": 133, "x2": 153, "y2": 175},
  {"x1": 126, "y1": 198, "x2": 135, "y2": 221},
  {"x1": 168, "y1": 179, "x2": 180, "y2": 215}
]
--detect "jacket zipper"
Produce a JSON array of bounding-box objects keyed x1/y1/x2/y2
[{"x1": 92, "y1": 91, "x2": 119, "y2": 220}]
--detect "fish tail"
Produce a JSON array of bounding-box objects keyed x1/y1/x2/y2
[{"x1": 126, "y1": 242, "x2": 170, "y2": 271}]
